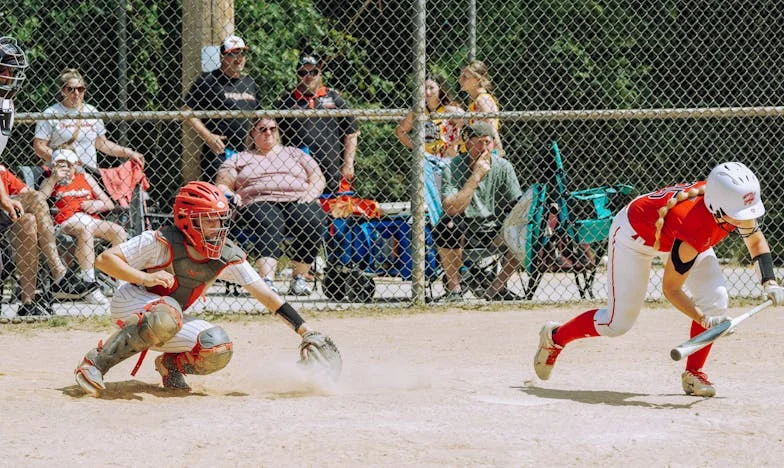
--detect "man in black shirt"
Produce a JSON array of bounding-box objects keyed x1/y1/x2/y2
[
  {"x1": 183, "y1": 35, "x2": 259, "y2": 183},
  {"x1": 274, "y1": 54, "x2": 359, "y2": 194}
]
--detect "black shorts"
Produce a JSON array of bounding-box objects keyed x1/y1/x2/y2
[{"x1": 432, "y1": 216, "x2": 502, "y2": 249}]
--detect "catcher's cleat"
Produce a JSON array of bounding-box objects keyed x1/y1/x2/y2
[
  {"x1": 155, "y1": 354, "x2": 191, "y2": 391},
  {"x1": 74, "y1": 357, "x2": 106, "y2": 397},
  {"x1": 533, "y1": 321, "x2": 563, "y2": 380},
  {"x1": 682, "y1": 370, "x2": 716, "y2": 397}
]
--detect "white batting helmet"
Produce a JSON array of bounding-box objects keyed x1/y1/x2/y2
[
  {"x1": 703, "y1": 162, "x2": 765, "y2": 220},
  {"x1": 0, "y1": 37, "x2": 28, "y2": 100}
]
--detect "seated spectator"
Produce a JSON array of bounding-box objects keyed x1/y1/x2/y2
[
  {"x1": 433, "y1": 122, "x2": 523, "y2": 302},
  {"x1": 31, "y1": 68, "x2": 144, "y2": 176},
  {"x1": 0, "y1": 163, "x2": 98, "y2": 315},
  {"x1": 39, "y1": 149, "x2": 127, "y2": 305},
  {"x1": 216, "y1": 117, "x2": 326, "y2": 296}
]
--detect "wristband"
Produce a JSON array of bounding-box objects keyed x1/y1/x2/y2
[
  {"x1": 275, "y1": 302, "x2": 305, "y2": 332},
  {"x1": 753, "y1": 252, "x2": 775, "y2": 284}
]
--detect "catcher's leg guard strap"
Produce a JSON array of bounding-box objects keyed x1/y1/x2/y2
[
  {"x1": 275, "y1": 302, "x2": 305, "y2": 332},
  {"x1": 89, "y1": 298, "x2": 183, "y2": 374},
  {"x1": 169, "y1": 326, "x2": 233, "y2": 376}
]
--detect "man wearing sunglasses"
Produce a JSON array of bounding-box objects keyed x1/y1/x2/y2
[
  {"x1": 183, "y1": 35, "x2": 260, "y2": 183},
  {"x1": 274, "y1": 53, "x2": 359, "y2": 195}
]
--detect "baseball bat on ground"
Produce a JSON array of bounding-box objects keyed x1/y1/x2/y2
[{"x1": 670, "y1": 300, "x2": 774, "y2": 361}]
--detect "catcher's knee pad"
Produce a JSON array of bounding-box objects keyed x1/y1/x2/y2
[
  {"x1": 174, "y1": 326, "x2": 233, "y2": 376},
  {"x1": 138, "y1": 297, "x2": 183, "y2": 347}
]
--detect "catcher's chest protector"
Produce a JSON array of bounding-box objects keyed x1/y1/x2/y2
[{"x1": 152, "y1": 225, "x2": 244, "y2": 309}]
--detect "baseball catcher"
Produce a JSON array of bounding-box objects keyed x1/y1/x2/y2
[{"x1": 74, "y1": 181, "x2": 342, "y2": 396}]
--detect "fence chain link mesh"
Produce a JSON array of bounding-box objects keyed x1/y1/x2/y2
[{"x1": 1, "y1": 0, "x2": 781, "y2": 319}]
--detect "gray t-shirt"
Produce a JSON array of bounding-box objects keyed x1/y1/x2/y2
[{"x1": 441, "y1": 152, "x2": 523, "y2": 220}]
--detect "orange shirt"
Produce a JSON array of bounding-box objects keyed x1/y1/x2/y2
[
  {"x1": 627, "y1": 181, "x2": 732, "y2": 253},
  {"x1": 0, "y1": 164, "x2": 28, "y2": 196},
  {"x1": 49, "y1": 173, "x2": 99, "y2": 224}
]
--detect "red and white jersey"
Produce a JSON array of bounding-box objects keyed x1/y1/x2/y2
[
  {"x1": 49, "y1": 172, "x2": 98, "y2": 224},
  {"x1": 626, "y1": 181, "x2": 733, "y2": 253}
]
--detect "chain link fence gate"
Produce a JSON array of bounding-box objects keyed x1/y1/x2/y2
[{"x1": 2, "y1": 0, "x2": 783, "y2": 319}]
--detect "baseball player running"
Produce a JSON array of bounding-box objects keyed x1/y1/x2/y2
[
  {"x1": 533, "y1": 162, "x2": 784, "y2": 397},
  {"x1": 74, "y1": 181, "x2": 341, "y2": 396}
]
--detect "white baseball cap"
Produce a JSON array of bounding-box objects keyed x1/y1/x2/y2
[
  {"x1": 52, "y1": 148, "x2": 79, "y2": 165},
  {"x1": 220, "y1": 35, "x2": 248, "y2": 55}
]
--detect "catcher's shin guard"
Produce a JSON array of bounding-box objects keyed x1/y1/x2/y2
[
  {"x1": 155, "y1": 326, "x2": 233, "y2": 391},
  {"x1": 74, "y1": 298, "x2": 183, "y2": 396}
]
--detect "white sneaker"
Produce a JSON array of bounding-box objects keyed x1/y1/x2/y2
[
  {"x1": 682, "y1": 370, "x2": 716, "y2": 397},
  {"x1": 289, "y1": 275, "x2": 313, "y2": 296},
  {"x1": 263, "y1": 277, "x2": 279, "y2": 295},
  {"x1": 533, "y1": 321, "x2": 563, "y2": 380},
  {"x1": 85, "y1": 289, "x2": 109, "y2": 305}
]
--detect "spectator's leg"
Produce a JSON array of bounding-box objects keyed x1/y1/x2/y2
[
  {"x1": 93, "y1": 220, "x2": 128, "y2": 246},
  {"x1": 285, "y1": 201, "x2": 326, "y2": 275},
  {"x1": 487, "y1": 233, "x2": 521, "y2": 295},
  {"x1": 8, "y1": 213, "x2": 39, "y2": 303},
  {"x1": 239, "y1": 202, "x2": 285, "y2": 280},
  {"x1": 18, "y1": 191, "x2": 67, "y2": 281},
  {"x1": 433, "y1": 217, "x2": 466, "y2": 294},
  {"x1": 60, "y1": 215, "x2": 94, "y2": 275}
]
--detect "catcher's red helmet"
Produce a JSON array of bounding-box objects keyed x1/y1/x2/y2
[{"x1": 173, "y1": 181, "x2": 231, "y2": 259}]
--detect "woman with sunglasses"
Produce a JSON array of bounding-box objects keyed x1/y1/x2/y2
[
  {"x1": 216, "y1": 117, "x2": 326, "y2": 297},
  {"x1": 32, "y1": 68, "x2": 144, "y2": 174},
  {"x1": 532, "y1": 162, "x2": 784, "y2": 398}
]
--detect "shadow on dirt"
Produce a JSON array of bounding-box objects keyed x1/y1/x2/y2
[
  {"x1": 60, "y1": 380, "x2": 210, "y2": 400},
  {"x1": 515, "y1": 385, "x2": 709, "y2": 409}
]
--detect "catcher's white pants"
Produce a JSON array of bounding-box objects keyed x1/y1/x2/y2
[
  {"x1": 110, "y1": 282, "x2": 213, "y2": 353},
  {"x1": 593, "y1": 207, "x2": 728, "y2": 337}
]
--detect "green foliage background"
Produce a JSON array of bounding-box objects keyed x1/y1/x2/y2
[{"x1": 3, "y1": 0, "x2": 784, "y2": 263}]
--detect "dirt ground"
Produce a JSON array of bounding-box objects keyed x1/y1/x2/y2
[{"x1": 2, "y1": 303, "x2": 784, "y2": 467}]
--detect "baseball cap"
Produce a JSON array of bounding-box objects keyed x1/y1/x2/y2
[
  {"x1": 220, "y1": 35, "x2": 249, "y2": 55},
  {"x1": 52, "y1": 148, "x2": 79, "y2": 165},
  {"x1": 463, "y1": 122, "x2": 495, "y2": 139}
]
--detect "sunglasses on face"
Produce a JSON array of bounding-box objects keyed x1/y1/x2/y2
[
  {"x1": 254, "y1": 125, "x2": 277, "y2": 134},
  {"x1": 64, "y1": 85, "x2": 86, "y2": 93},
  {"x1": 297, "y1": 68, "x2": 320, "y2": 78},
  {"x1": 225, "y1": 51, "x2": 245, "y2": 58}
]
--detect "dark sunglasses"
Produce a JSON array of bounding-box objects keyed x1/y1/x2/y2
[
  {"x1": 225, "y1": 51, "x2": 245, "y2": 58},
  {"x1": 64, "y1": 85, "x2": 86, "y2": 93},
  {"x1": 254, "y1": 125, "x2": 277, "y2": 133},
  {"x1": 297, "y1": 68, "x2": 320, "y2": 78}
]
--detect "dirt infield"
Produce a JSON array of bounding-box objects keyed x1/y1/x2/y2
[{"x1": 1, "y1": 303, "x2": 784, "y2": 467}]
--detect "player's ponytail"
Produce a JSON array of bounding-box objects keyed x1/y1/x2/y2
[{"x1": 653, "y1": 186, "x2": 705, "y2": 250}]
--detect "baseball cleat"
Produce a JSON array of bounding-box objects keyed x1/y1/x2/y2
[
  {"x1": 682, "y1": 370, "x2": 716, "y2": 397},
  {"x1": 155, "y1": 354, "x2": 191, "y2": 391},
  {"x1": 74, "y1": 358, "x2": 105, "y2": 397},
  {"x1": 533, "y1": 321, "x2": 563, "y2": 380}
]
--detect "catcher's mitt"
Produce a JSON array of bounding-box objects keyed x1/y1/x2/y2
[{"x1": 297, "y1": 330, "x2": 343, "y2": 380}]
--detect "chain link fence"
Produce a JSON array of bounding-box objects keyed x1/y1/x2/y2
[{"x1": 2, "y1": 0, "x2": 782, "y2": 318}]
